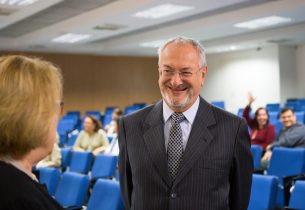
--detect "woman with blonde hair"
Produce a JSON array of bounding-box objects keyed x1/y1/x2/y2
[{"x1": 0, "y1": 55, "x2": 64, "y2": 210}]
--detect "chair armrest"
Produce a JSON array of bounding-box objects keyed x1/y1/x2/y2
[
  {"x1": 282, "y1": 173, "x2": 305, "y2": 206},
  {"x1": 64, "y1": 205, "x2": 83, "y2": 210}
]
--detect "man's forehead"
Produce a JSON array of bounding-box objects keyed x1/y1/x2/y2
[{"x1": 281, "y1": 111, "x2": 294, "y2": 117}]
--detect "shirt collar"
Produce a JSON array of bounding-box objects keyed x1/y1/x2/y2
[{"x1": 163, "y1": 96, "x2": 200, "y2": 125}]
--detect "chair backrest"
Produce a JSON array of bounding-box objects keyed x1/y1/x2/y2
[
  {"x1": 289, "y1": 180, "x2": 305, "y2": 209},
  {"x1": 269, "y1": 111, "x2": 279, "y2": 125},
  {"x1": 266, "y1": 103, "x2": 281, "y2": 112},
  {"x1": 251, "y1": 145, "x2": 262, "y2": 170},
  {"x1": 211, "y1": 101, "x2": 225, "y2": 110},
  {"x1": 267, "y1": 148, "x2": 305, "y2": 208},
  {"x1": 55, "y1": 172, "x2": 89, "y2": 207},
  {"x1": 87, "y1": 179, "x2": 124, "y2": 210},
  {"x1": 69, "y1": 151, "x2": 93, "y2": 174},
  {"x1": 248, "y1": 174, "x2": 278, "y2": 210},
  {"x1": 38, "y1": 167, "x2": 61, "y2": 196},
  {"x1": 295, "y1": 111, "x2": 305, "y2": 124},
  {"x1": 273, "y1": 120, "x2": 283, "y2": 138},
  {"x1": 91, "y1": 154, "x2": 118, "y2": 180},
  {"x1": 66, "y1": 134, "x2": 78, "y2": 147},
  {"x1": 103, "y1": 107, "x2": 117, "y2": 126},
  {"x1": 61, "y1": 147, "x2": 72, "y2": 169},
  {"x1": 267, "y1": 148, "x2": 305, "y2": 180},
  {"x1": 66, "y1": 111, "x2": 81, "y2": 119}
]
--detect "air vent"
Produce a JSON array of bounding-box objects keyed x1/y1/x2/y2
[
  {"x1": 93, "y1": 23, "x2": 126, "y2": 31},
  {"x1": 267, "y1": 39, "x2": 293, "y2": 44},
  {"x1": 0, "y1": 6, "x2": 17, "y2": 15}
]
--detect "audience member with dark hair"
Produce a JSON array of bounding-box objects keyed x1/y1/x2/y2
[
  {"x1": 261, "y1": 107, "x2": 305, "y2": 169},
  {"x1": 243, "y1": 93, "x2": 275, "y2": 149},
  {"x1": 105, "y1": 108, "x2": 123, "y2": 136},
  {"x1": 0, "y1": 55, "x2": 64, "y2": 210},
  {"x1": 73, "y1": 115, "x2": 109, "y2": 156}
]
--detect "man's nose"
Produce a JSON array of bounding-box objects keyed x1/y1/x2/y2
[{"x1": 171, "y1": 72, "x2": 183, "y2": 86}]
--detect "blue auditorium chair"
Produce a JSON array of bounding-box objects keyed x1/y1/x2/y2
[
  {"x1": 54, "y1": 172, "x2": 89, "y2": 208},
  {"x1": 38, "y1": 167, "x2": 61, "y2": 196},
  {"x1": 67, "y1": 111, "x2": 81, "y2": 119},
  {"x1": 91, "y1": 154, "x2": 118, "y2": 180},
  {"x1": 248, "y1": 174, "x2": 278, "y2": 210},
  {"x1": 295, "y1": 111, "x2": 305, "y2": 124},
  {"x1": 251, "y1": 145, "x2": 262, "y2": 171},
  {"x1": 61, "y1": 147, "x2": 72, "y2": 171},
  {"x1": 273, "y1": 120, "x2": 283, "y2": 138},
  {"x1": 266, "y1": 103, "x2": 281, "y2": 112},
  {"x1": 269, "y1": 111, "x2": 279, "y2": 125},
  {"x1": 85, "y1": 111, "x2": 101, "y2": 121},
  {"x1": 57, "y1": 119, "x2": 77, "y2": 146},
  {"x1": 267, "y1": 148, "x2": 305, "y2": 208},
  {"x1": 124, "y1": 105, "x2": 140, "y2": 115},
  {"x1": 211, "y1": 101, "x2": 225, "y2": 109},
  {"x1": 69, "y1": 151, "x2": 93, "y2": 174},
  {"x1": 86, "y1": 179, "x2": 124, "y2": 210},
  {"x1": 66, "y1": 134, "x2": 78, "y2": 147},
  {"x1": 103, "y1": 107, "x2": 117, "y2": 127},
  {"x1": 288, "y1": 180, "x2": 305, "y2": 210}
]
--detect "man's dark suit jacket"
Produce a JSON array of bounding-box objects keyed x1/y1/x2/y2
[{"x1": 118, "y1": 97, "x2": 253, "y2": 210}]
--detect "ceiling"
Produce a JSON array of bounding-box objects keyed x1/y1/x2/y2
[{"x1": 0, "y1": 0, "x2": 305, "y2": 56}]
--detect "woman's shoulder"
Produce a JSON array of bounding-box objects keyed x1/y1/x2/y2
[
  {"x1": 267, "y1": 123, "x2": 275, "y2": 129},
  {"x1": 97, "y1": 129, "x2": 107, "y2": 136}
]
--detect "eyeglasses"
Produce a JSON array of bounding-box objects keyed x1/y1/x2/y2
[
  {"x1": 160, "y1": 69, "x2": 200, "y2": 79},
  {"x1": 57, "y1": 101, "x2": 64, "y2": 115}
]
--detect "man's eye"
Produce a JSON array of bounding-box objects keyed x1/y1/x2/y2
[{"x1": 181, "y1": 72, "x2": 192, "y2": 76}]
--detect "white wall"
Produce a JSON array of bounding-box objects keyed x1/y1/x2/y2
[
  {"x1": 296, "y1": 44, "x2": 305, "y2": 98},
  {"x1": 278, "y1": 45, "x2": 299, "y2": 103},
  {"x1": 202, "y1": 46, "x2": 280, "y2": 114}
]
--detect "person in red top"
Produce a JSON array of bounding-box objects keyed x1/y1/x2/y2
[{"x1": 243, "y1": 93, "x2": 275, "y2": 150}]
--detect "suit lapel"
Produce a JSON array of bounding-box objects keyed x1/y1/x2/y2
[
  {"x1": 143, "y1": 101, "x2": 172, "y2": 187},
  {"x1": 174, "y1": 98, "x2": 216, "y2": 186}
]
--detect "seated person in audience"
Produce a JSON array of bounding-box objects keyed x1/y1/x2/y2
[
  {"x1": 36, "y1": 133, "x2": 61, "y2": 168},
  {"x1": 243, "y1": 93, "x2": 275, "y2": 149},
  {"x1": 73, "y1": 115, "x2": 109, "y2": 156},
  {"x1": 105, "y1": 119, "x2": 120, "y2": 156},
  {"x1": 261, "y1": 107, "x2": 305, "y2": 169},
  {"x1": 0, "y1": 55, "x2": 64, "y2": 210},
  {"x1": 105, "y1": 108, "x2": 122, "y2": 136}
]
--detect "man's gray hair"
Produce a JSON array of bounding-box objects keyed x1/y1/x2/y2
[{"x1": 158, "y1": 36, "x2": 207, "y2": 68}]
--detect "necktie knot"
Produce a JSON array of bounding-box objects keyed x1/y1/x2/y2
[{"x1": 171, "y1": 112, "x2": 185, "y2": 124}]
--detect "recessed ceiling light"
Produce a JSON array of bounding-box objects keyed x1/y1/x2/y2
[
  {"x1": 52, "y1": 33, "x2": 91, "y2": 44},
  {"x1": 132, "y1": 3, "x2": 194, "y2": 19},
  {"x1": 234, "y1": 16, "x2": 291, "y2": 29},
  {"x1": 0, "y1": 0, "x2": 39, "y2": 6},
  {"x1": 139, "y1": 40, "x2": 166, "y2": 48}
]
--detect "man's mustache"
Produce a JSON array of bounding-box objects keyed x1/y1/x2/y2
[{"x1": 165, "y1": 82, "x2": 189, "y2": 91}]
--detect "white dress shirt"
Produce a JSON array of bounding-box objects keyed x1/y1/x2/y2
[{"x1": 163, "y1": 97, "x2": 200, "y2": 151}]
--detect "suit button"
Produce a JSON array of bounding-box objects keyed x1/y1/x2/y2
[{"x1": 170, "y1": 193, "x2": 177, "y2": 198}]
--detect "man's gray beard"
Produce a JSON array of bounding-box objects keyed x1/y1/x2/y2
[{"x1": 161, "y1": 88, "x2": 193, "y2": 110}]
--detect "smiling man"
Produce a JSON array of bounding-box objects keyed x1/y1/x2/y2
[{"x1": 118, "y1": 36, "x2": 253, "y2": 210}]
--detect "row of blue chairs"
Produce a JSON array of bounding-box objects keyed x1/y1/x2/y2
[
  {"x1": 38, "y1": 168, "x2": 124, "y2": 210},
  {"x1": 250, "y1": 146, "x2": 305, "y2": 208},
  {"x1": 58, "y1": 103, "x2": 147, "y2": 146},
  {"x1": 249, "y1": 174, "x2": 305, "y2": 210},
  {"x1": 61, "y1": 151, "x2": 118, "y2": 178}
]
